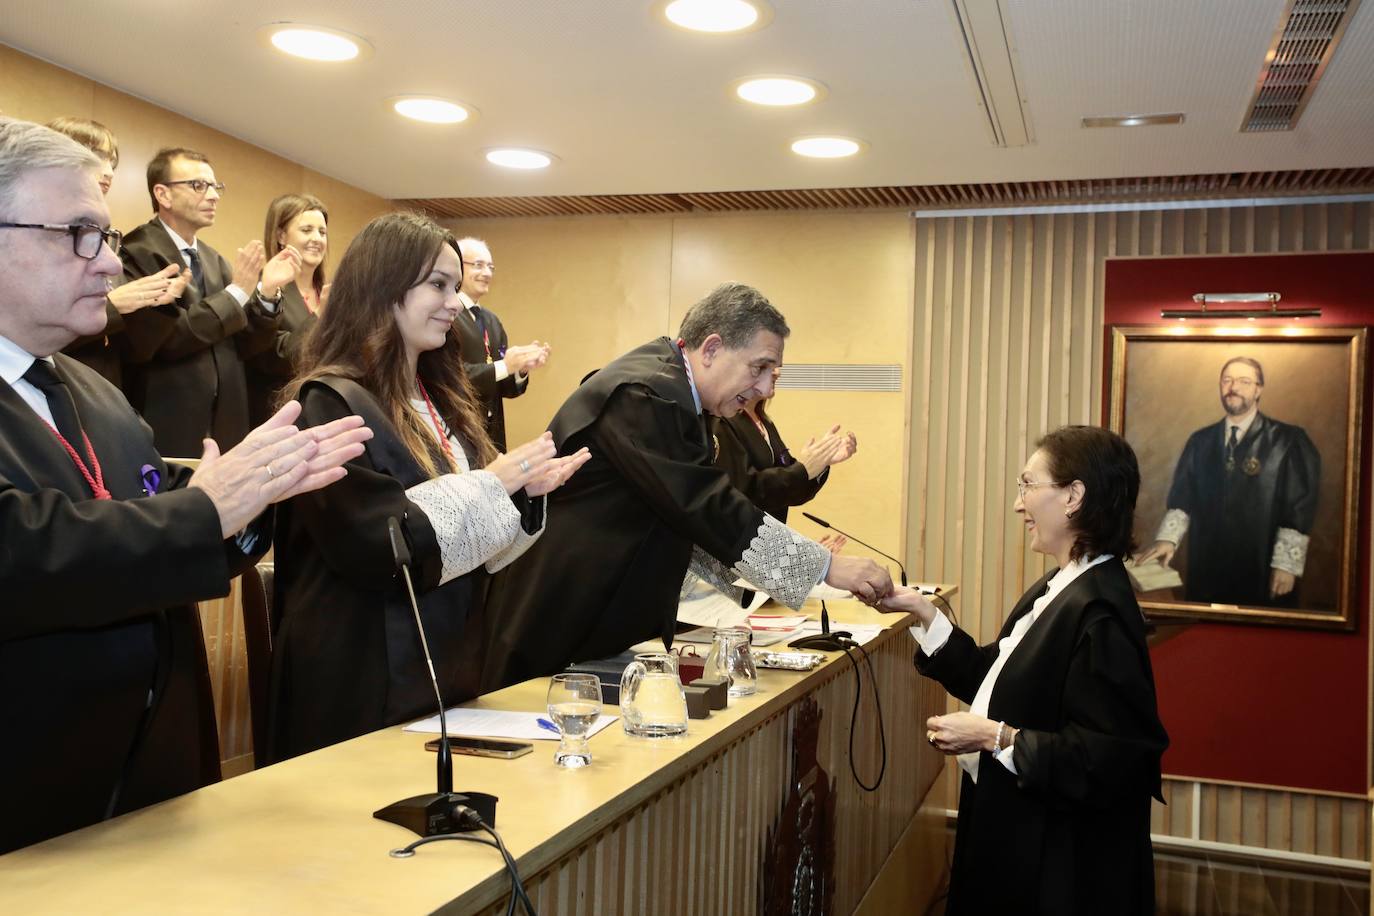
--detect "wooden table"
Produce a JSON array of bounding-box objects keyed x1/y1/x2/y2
[{"x1": 0, "y1": 596, "x2": 952, "y2": 915}]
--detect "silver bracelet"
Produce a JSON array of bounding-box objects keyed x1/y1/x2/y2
[{"x1": 994, "y1": 720, "x2": 1007, "y2": 753}]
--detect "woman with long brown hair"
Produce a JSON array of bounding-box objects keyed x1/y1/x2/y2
[
  {"x1": 244, "y1": 193, "x2": 329, "y2": 425},
  {"x1": 267, "y1": 211, "x2": 588, "y2": 761}
]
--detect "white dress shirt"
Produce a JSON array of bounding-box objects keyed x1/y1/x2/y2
[
  {"x1": 157, "y1": 219, "x2": 271, "y2": 311},
  {"x1": 912, "y1": 553, "x2": 1113, "y2": 782},
  {"x1": 0, "y1": 334, "x2": 56, "y2": 426}
]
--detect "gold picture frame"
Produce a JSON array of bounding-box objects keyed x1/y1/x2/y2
[{"x1": 1109, "y1": 326, "x2": 1365, "y2": 630}]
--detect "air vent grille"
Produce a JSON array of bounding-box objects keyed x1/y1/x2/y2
[
  {"x1": 1241, "y1": 0, "x2": 1362, "y2": 132},
  {"x1": 776, "y1": 364, "x2": 902, "y2": 393}
]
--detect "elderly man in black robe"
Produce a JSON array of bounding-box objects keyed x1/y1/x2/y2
[
  {"x1": 1137, "y1": 355, "x2": 1320, "y2": 606},
  {"x1": 0, "y1": 117, "x2": 369, "y2": 853},
  {"x1": 473, "y1": 282, "x2": 893, "y2": 692}
]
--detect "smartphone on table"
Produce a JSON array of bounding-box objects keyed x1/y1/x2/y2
[{"x1": 424, "y1": 736, "x2": 533, "y2": 759}]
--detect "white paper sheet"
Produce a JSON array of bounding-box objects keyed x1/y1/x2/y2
[
  {"x1": 676, "y1": 577, "x2": 770, "y2": 628},
  {"x1": 403, "y1": 707, "x2": 619, "y2": 741}
]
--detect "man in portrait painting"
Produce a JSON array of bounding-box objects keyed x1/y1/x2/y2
[{"x1": 1136, "y1": 356, "x2": 1321, "y2": 607}]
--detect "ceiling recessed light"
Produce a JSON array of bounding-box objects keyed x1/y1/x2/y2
[
  {"x1": 791, "y1": 136, "x2": 864, "y2": 159},
  {"x1": 258, "y1": 24, "x2": 371, "y2": 62},
  {"x1": 1081, "y1": 113, "x2": 1185, "y2": 128},
  {"x1": 734, "y1": 76, "x2": 824, "y2": 107},
  {"x1": 486, "y1": 148, "x2": 554, "y2": 170},
  {"x1": 391, "y1": 97, "x2": 473, "y2": 125},
  {"x1": 659, "y1": 0, "x2": 772, "y2": 33}
]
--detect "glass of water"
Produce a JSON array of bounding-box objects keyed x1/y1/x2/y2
[{"x1": 546, "y1": 673, "x2": 602, "y2": 768}]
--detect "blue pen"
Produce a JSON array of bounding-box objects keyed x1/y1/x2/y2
[{"x1": 536, "y1": 717, "x2": 560, "y2": 734}]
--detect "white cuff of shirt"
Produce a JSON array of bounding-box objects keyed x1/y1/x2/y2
[
  {"x1": 994, "y1": 741, "x2": 1018, "y2": 774},
  {"x1": 225, "y1": 283, "x2": 250, "y2": 308},
  {"x1": 909, "y1": 609, "x2": 953, "y2": 656},
  {"x1": 493, "y1": 359, "x2": 509, "y2": 382}
]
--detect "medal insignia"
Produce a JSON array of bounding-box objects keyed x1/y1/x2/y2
[
  {"x1": 712, "y1": 434, "x2": 720, "y2": 462},
  {"x1": 1243, "y1": 457, "x2": 1262, "y2": 476}
]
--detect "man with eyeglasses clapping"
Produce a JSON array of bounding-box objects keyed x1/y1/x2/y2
[
  {"x1": 453, "y1": 237, "x2": 550, "y2": 451},
  {"x1": 118, "y1": 147, "x2": 300, "y2": 456}
]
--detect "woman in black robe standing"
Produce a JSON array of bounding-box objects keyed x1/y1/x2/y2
[
  {"x1": 883, "y1": 425, "x2": 1168, "y2": 914},
  {"x1": 267, "y1": 212, "x2": 588, "y2": 762}
]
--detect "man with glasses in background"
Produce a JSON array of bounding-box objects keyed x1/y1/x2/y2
[
  {"x1": 119, "y1": 147, "x2": 300, "y2": 456},
  {"x1": 0, "y1": 117, "x2": 370, "y2": 852},
  {"x1": 454, "y1": 236, "x2": 550, "y2": 451},
  {"x1": 1136, "y1": 356, "x2": 1321, "y2": 607}
]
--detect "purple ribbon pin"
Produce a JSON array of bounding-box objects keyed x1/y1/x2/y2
[{"x1": 140, "y1": 464, "x2": 160, "y2": 495}]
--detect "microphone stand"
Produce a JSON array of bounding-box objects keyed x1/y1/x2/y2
[
  {"x1": 373, "y1": 518, "x2": 497, "y2": 836},
  {"x1": 801, "y1": 511, "x2": 909, "y2": 587},
  {"x1": 790, "y1": 511, "x2": 912, "y2": 652}
]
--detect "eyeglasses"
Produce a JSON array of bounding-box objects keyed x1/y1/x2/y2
[
  {"x1": 462, "y1": 260, "x2": 495, "y2": 273},
  {"x1": 0, "y1": 221, "x2": 122, "y2": 258},
  {"x1": 1015, "y1": 478, "x2": 1059, "y2": 498},
  {"x1": 161, "y1": 179, "x2": 226, "y2": 195}
]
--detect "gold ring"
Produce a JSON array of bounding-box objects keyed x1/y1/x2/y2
[
  {"x1": 927, "y1": 732, "x2": 937, "y2": 746},
  {"x1": 264, "y1": 464, "x2": 275, "y2": 480}
]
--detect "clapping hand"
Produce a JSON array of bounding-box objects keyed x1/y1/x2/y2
[
  {"x1": 797, "y1": 425, "x2": 858, "y2": 479},
  {"x1": 525, "y1": 447, "x2": 591, "y2": 497},
  {"x1": 259, "y1": 245, "x2": 303, "y2": 299},
  {"x1": 108, "y1": 264, "x2": 189, "y2": 315},
  {"x1": 505, "y1": 341, "x2": 551, "y2": 375},
  {"x1": 486, "y1": 432, "x2": 558, "y2": 495},
  {"x1": 231, "y1": 241, "x2": 268, "y2": 293},
  {"x1": 189, "y1": 401, "x2": 372, "y2": 537}
]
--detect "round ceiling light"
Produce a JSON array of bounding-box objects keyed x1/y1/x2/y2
[
  {"x1": 258, "y1": 24, "x2": 371, "y2": 62},
  {"x1": 485, "y1": 148, "x2": 554, "y2": 170},
  {"x1": 734, "y1": 76, "x2": 824, "y2": 107},
  {"x1": 660, "y1": 0, "x2": 772, "y2": 33},
  {"x1": 790, "y1": 136, "x2": 864, "y2": 159},
  {"x1": 391, "y1": 97, "x2": 473, "y2": 124}
]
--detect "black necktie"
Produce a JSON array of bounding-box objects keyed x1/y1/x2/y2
[
  {"x1": 1225, "y1": 425, "x2": 1239, "y2": 471},
  {"x1": 184, "y1": 247, "x2": 205, "y2": 296},
  {"x1": 23, "y1": 359, "x2": 87, "y2": 446}
]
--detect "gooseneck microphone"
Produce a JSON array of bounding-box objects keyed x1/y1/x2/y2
[
  {"x1": 802, "y1": 511, "x2": 909, "y2": 587},
  {"x1": 373, "y1": 517, "x2": 497, "y2": 836}
]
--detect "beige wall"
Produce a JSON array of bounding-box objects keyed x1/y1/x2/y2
[
  {"x1": 0, "y1": 44, "x2": 390, "y2": 269},
  {"x1": 443, "y1": 210, "x2": 913, "y2": 558}
]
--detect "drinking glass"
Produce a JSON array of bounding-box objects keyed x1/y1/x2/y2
[{"x1": 546, "y1": 673, "x2": 602, "y2": 768}]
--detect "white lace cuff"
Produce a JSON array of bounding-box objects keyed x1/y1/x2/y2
[
  {"x1": 405, "y1": 470, "x2": 521, "y2": 585},
  {"x1": 688, "y1": 547, "x2": 746, "y2": 604},
  {"x1": 734, "y1": 514, "x2": 829, "y2": 610},
  {"x1": 1155, "y1": 508, "x2": 1189, "y2": 545},
  {"x1": 1271, "y1": 526, "x2": 1309, "y2": 577}
]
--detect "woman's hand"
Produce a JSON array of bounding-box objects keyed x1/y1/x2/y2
[
  {"x1": 525, "y1": 447, "x2": 591, "y2": 497},
  {"x1": 485, "y1": 432, "x2": 557, "y2": 495},
  {"x1": 107, "y1": 264, "x2": 188, "y2": 315},
  {"x1": 796, "y1": 425, "x2": 854, "y2": 479},
  {"x1": 817, "y1": 532, "x2": 847, "y2": 555},
  {"x1": 879, "y1": 585, "x2": 940, "y2": 626},
  {"x1": 926, "y1": 712, "x2": 1003, "y2": 755}
]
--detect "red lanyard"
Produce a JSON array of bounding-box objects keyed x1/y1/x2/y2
[
  {"x1": 40, "y1": 420, "x2": 111, "y2": 500},
  {"x1": 416, "y1": 377, "x2": 457, "y2": 468}
]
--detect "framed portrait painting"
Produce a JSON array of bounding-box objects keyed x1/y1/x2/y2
[{"x1": 1109, "y1": 326, "x2": 1365, "y2": 630}]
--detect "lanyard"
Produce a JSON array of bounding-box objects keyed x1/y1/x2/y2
[
  {"x1": 416, "y1": 377, "x2": 458, "y2": 469},
  {"x1": 40, "y1": 420, "x2": 111, "y2": 500}
]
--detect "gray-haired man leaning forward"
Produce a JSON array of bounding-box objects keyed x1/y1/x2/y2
[{"x1": 469, "y1": 281, "x2": 893, "y2": 693}]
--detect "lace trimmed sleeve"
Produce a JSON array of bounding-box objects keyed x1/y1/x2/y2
[
  {"x1": 733, "y1": 514, "x2": 829, "y2": 610},
  {"x1": 404, "y1": 470, "x2": 521, "y2": 585}
]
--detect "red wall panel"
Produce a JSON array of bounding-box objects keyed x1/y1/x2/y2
[{"x1": 1104, "y1": 252, "x2": 1372, "y2": 794}]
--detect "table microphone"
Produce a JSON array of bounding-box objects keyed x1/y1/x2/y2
[
  {"x1": 802, "y1": 511, "x2": 909, "y2": 587},
  {"x1": 373, "y1": 517, "x2": 497, "y2": 837}
]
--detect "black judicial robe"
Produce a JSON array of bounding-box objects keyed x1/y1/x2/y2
[
  {"x1": 711, "y1": 411, "x2": 827, "y2": 523},
  {"x1": 454, "y1": 304, "x2": 525, "y2": 452},
  {"x1": 472, "y1": 337, "x2": 765, "y2": 692},
  {"x1": 0, "y1": 355, "x2": 247, "y2": 853},
  {"x1": 268, "y1": 378, "x2": 532, "y2": 761},
  {"x1": 119, "y1": 219, "x2": 278, "y2": 457},
  {"x1": 243, "y1": 283, "x2": 317, "y2": 427},
  {"x1": 62, "y1": 299, "x2": 127, "y2": 389},
  {"x1": 1165, "y1": 413, "x2": 1320, "y2": 606},
  {"x1": 916, "y1": 558, "x2": 1168, "y2": 916}
]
